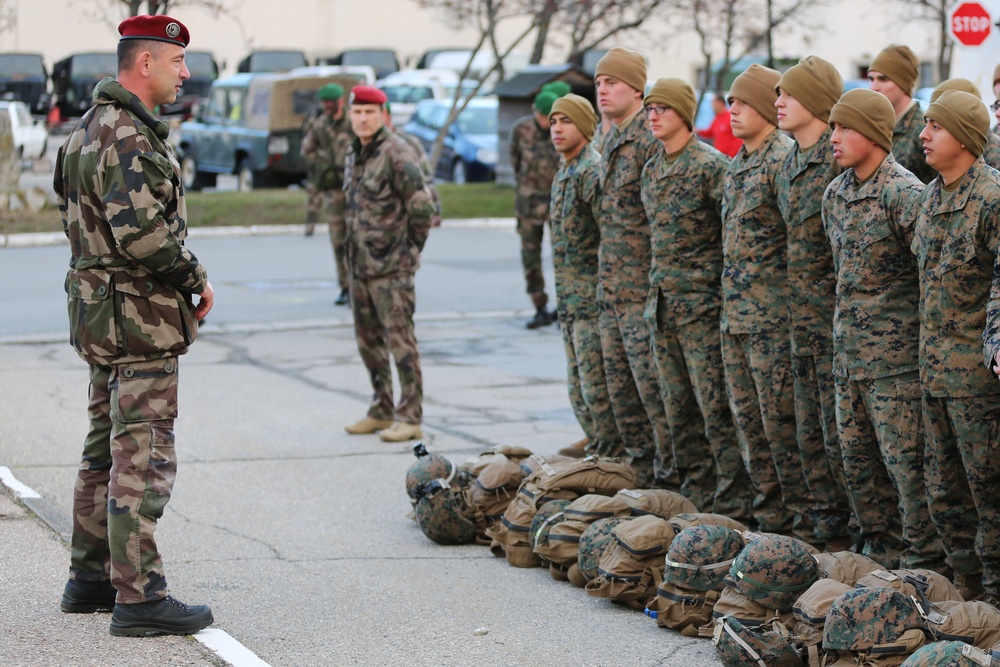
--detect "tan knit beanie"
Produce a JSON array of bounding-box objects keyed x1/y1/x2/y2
[
  {"x1": 775, "y1": 56, "x2": 844, "y2": 122},
  {"x1": 549, "y1": 93, "x2": 599, "y2": 141},
  {"x1": 925, "y1": 90, "x2": 990, "y2": 157},
  {"x1": 829, "y1": 88, "x2": 895, "y2": 152},
  {"x1": 643, "y1": 77, "x2": 697, "y2": 129},
  {"x1": 869, "y1": 45, "x2": 919, "y2": 94},
  {"x1": 594, "y1": 47, "x2": 647, "y2": 94},
  {"x1": 728, "y1": 64, "x2": 781, "y2": 126},
  {"x1": 930, "y1": 78, "x2": 981, "y2": 104}
]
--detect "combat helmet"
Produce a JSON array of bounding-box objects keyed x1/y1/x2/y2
[
  {"x1": 530, "y1": 498, "x2": 572, "y2": 551},
  {"x1": 412, "y1": 478, "x2": 476, "y2": 545},
  {"x1": 664, "y1": 525, "x2": 745, "y2": 593},
  {"x1": 823, "y1": 587, "x2": 925, "y2": 658},
  {"x1": 406, "y1": 442, "x2": 466, "y2": 500},
  {"x1": 729, "y1": 534, "x2": 819, "y2": 612},
  {"x1": 574, "y1": 516, "x2": 633, "y2": 584},
  {"x1": 902, "y1": 641, "x2": 1000, "y2": 667},
  {"x1": 714, "y1": 616, "x2": 804, "y2": 667}
]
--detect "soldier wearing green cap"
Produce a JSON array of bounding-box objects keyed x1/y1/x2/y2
[
  {"x1": 302, "y1": 81, "x2": 355, "y2": 305},
  {"x1": 510, "y1": 87, "x2": 562, "y2": 328}
]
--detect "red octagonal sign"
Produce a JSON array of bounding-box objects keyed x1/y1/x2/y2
[{"x1": 951, "y1": 1, "x2": 992, "y2": 46}]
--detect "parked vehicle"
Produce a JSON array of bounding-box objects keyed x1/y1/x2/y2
[
  {"x1": 0, "y1": 53, "x2": 49, "y2": 116},
  {"x1": 415, "y1": 48, "x2": 467, "y2": 70},
  {"x1": 289, "y1": 65, "x2": 376, "y2": 85},
  {"x1": 51, "y1": 52, "x2": 116, "y2": 119},
  {"x1": 0, "y1": 100, "x2": 48, "y2": 160},
  {"x1": 177, "y1": 71, "x2": 363, "y2": 191},
  {"x1": 316, "y1": 49, "x2": 399, "y2": 79},
  {"x1": 403, "y1": 97, "x2": 498, "y2": 183},
  {"x1": 161, "y1": 50, "x2": 219, "y2": 118},
  {"x1": 236, "y1": 50, "x2": 309, "y2": 74},
  {"x1": 425, "y1": 49, "x2": 528, "y2": 88},
  {"x1": 377, "y1": 69, "x2": 477, "y2": 126}
]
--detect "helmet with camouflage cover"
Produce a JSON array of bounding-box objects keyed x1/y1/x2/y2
[
  {"x1": 406, "y1": 443, "x2": 466, "y2": 499},
  {"x1": 713, "y1": 616, "x2": 804, "y2": 667},
  {"x1": 823, "y1": 587, "x2": 924, "y2": 653},
  {"x1": 665, "y1": 525, "x2": 745, "y2": 592},
  {"x1": 530, "y1": 498, "x2": 572, "y2": 550},
  {"x1": 902, "y1": 641, "x2": 1000, "y2": 667},
  {"x1": 577, "y1": 516, "x2": 633, "y2": 583},
  {"x1": 729, "y1": 534, "x2": 819, "y2": 611},
  {"x1": 412, "y1": 479, "x2": 476, "y2": 545}
]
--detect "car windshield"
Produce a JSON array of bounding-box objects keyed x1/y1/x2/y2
[
  {"x1": 456, "y1": 105, "x2": 495, "y2": 135},
  {"x1": 0, "y1": 55, "x2": 45, "y2": 78},
  {"x1": 444, "y1": 81, "x2": 479, "y2": 98},
  {"x1": 70, "y1": 54, "x2": 117, "y2": 79},
  {"x1": 382, "y1": 85, "x2": 434, "y2": 105},
  {"x1": 186, "y1": 52, "x2": 218, "y2": 78}
]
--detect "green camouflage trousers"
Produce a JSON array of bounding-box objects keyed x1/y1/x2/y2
[
  {"x1": 923, "y1": 394, "x2": 1000, "y2": 597},
  {"x1": 350, "y1": 272, "x2": 422, "y2": 424},
  {"x1": 561, "y1": 315, "x2": 624, "y2": 457},
  {"x1": 721, "y1": 330, "x2": 813, "y2": 537},
  {"x1": 649, "y1": 308, "x2": 753, "y2": 521},
  {"x1": 835, "y1": 372, "x2": 945, "y2": 570},
  {"x1": 516, "y1": 216, "x2": 548, "y2": 308},
  {"x1": 306, "y1": 183, "x2": 348, "y2": 290},
  {"x1": 598, "y1": 299, "x2": 673, "y2": 489},
  {"x1": 71, "y1": 358, "x2": 180, "y2": 603},
  {"x1": 791, "y1": 352, "x2": 853, "y2": 545}
]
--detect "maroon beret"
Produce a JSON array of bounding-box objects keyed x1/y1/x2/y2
[
  {"x1": 349, "y1": 85, "x2": 388, "y2": 105},
  {"x1": 118, "y1": 15, "x2": 190, "y2": 48}
]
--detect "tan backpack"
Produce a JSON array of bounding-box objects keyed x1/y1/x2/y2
[
  {"x1": 585, "y1": 514, "x2": 677, "y2": 610},
  {"x1": 533, "y1": 494, "x2": 631, "y2": 571},
  {"x1": 697, "y1": 587, "x2": 795, "y2": 639},
  {"x1": 855, "y1": 568, "x2": 964, "y2": 604},
  {"x1": 793, "y1": 578, "x2": 855, "y2": 662},
  {"x1": 615, "y1": 488, "x2": 698, "y2": 518},
  {"x1": 813, "y1": 551, "x2": 883, "y2": 587},
  {"x1": 669, "y1": 513, "x2": 749, "y2": 533},
  {"x1": 466, "y1": 456, "x2": 525, "y2": 537},
  {"x1": 923, "y1": 600, "x2": 1000, "y2": 650}
]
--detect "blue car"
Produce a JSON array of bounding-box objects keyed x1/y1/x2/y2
[{"x1": 402, "y1": 97, "x2": 498, "y2": 183}]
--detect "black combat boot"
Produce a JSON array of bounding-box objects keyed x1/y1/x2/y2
[
  {"x1": 109, "y1": 595, "x2": 214, "y2": 637},
  {"x1": 61, "y1": 578, "x2": 118, "y2": 613},
  {"x1": 525, "y1": 305, "x2": 553, "y2": 329},
  {"x1": 334, "y1": 288, "x2": 350, "y2": 306}
]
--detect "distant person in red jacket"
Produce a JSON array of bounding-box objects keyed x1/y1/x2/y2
[{"x1": 697, "y1": 94, "x2": 742, "y2": 157}]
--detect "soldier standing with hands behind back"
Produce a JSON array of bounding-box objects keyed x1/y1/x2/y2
[{"x1": 54, "y1": 14, "x2": 215, "y2": 637}]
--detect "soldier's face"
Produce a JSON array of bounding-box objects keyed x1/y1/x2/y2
[
  {"x1": 830, "y1": 122, "x2": 877, "y2": 170},
  {"x1": 919, "y1": 118, "x2": 965, "y2": 173},
  {"x1": 728, "y1": 98, "x2": 769, "y2": 141},
  {"x1": 549, "y1": 113, "x2": 585, "y2": 155},
  {"x1": 646, "y1": 105, "x2": 686, "y2": 142},
  {"x1": 350, "y1": 104, "x2": 385, "y2": 144},
  {"x1": 775, "y1": 89, "x2": 813, "y2": 134},
  {"x1": 322, "y1": 99, "x2": 339, "y2": 116},
  {"x1": 868, "y1": 71, "x2": 907, "y2": 109},
  {"x1": 595, "y1": 75, "x2": 642, "y2": 122},
  {"x1": 149, "y1": 44, "x2": 190, "y2": 107}
]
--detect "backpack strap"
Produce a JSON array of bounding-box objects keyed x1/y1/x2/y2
[{"x1": 715, "y1": 620, "x2": 767, "y2": 667}]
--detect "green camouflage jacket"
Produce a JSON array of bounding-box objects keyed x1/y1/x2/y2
[
  {"x1": 598, "y1": 110, "x2": 660, "y2": 305},
  {"x1": 892, "y1": 102, "x2": 936, "y2": 185},
  {"x1": 54, "y1": 77, "x2": 207, "y2": 367},
  {"x1": 550, "y1": 143, "x2": 604, "y2": 323},
  {"x1": 395, "y1": 129, "x2": 442, "y2": 225},
  {"x1": 510, "y1": 115, "x2": 559, "y2": 220},
  {"x1": 983, "y1": 132, "x2": 1000, "y2": 171},
  {"x1": 822, "y1": 154, "x2": 923, "y2": 379},
  {"x1": 344, "y1": 126, "x2": 434, "y2": 279},
  {"x1": 301, "y1": 110, "x2": 354, "y2": 191},
  {"x1": 776, "y1": 129, "x2": 841, "y2": 356},
  {"x1": 720, "y1": 128, "x2": 793, "y2": 334},
  {"x1": 641, "y1": 135, "x2": 727, "y2": 329},
  {"x1": 914, "y1": 158, "x2": 1000, "y2": 396}
]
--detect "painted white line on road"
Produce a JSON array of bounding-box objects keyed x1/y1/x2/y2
[
  {"x1": 0, "y1": 466, "x2": 41, "y2": 498},
  {"x1": 196, "y1": 628, "x2": 273, "y2": 667}
]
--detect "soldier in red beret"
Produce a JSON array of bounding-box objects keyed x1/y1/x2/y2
[{"x1": 53, "y1": 14, "x2": 214, "y2": 637}]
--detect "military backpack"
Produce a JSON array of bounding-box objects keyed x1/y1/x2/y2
[
  {"x1": 569, "y1": 516, "x2": 632, "y2": 588},
  {"x1": 713, "y1": 616, "x2": 804, "y2": 667},
  {"x1": 902, "y1": 641, "x2": 1000, "y2": 667},
  {"x1": 922, "y1": 600, "x2": 1000, "y2": 650},
  {"x1": 614, "y1": 488, "x2": 698, "y2": 518},
  {"x1": 813, "y1": 551, "x2": 883, "y2": 587},
  {"x1": 855, "y1": 568, "x2": 964, "y2": 604},
  {"x1": 585, "y1": 514, "x2": 677, "y2": 610},
  {"x1": 534, "y1": 494, "x2": 632, "y2": 575}
]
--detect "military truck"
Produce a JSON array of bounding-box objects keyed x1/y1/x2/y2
[
  {"x1": 51, "y1": 52, "x2": 116, "y2": 120},
  {"x1": 0, "y1": 53, "x2": 49, "y2": 116}
]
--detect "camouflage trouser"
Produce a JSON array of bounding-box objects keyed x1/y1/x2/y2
[
  {"x1": 835, "y1": 372, "x2": 945, "y2": 570},
  {"x1": 516, "y1": 216, "x2": 547, "y2": 308},
  {"x1": 649, "y1": 306, "x2": 752, "y2": 521},
  {"x1": 327, "y1": 191, "x2": 348, "y2": 290},
  {"x1": 350, "y1": 272, "x2": 422, "y2": 424},
  {"x1": 598, "y1": 299, "x2": 673, "y2": 489},
  {"x1": 70, "y1": 358, "x2": 180, "y2": 604},
  {"x1": 923, "y1": 394, "x2": 1000, "y2": 596},
  {"x1": 791, "y1": 352, "x2": 853, "y2": 545},
  {"x1": 721, "y1": 330, "x2": 812, "y2": 537},
  {"x1": 561, "y1": 315, "x2": 624, "y2": 457}
]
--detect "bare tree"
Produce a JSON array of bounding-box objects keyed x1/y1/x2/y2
[{"x1": 890, "y1": 0, "x2": 952, "y2": 80}]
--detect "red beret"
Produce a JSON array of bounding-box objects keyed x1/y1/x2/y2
[
  {"x1": 118, "y1": 15, "x2": 190, "y2": 48},
  {"x1": 349, "y1": 85, "x2": 387, "y2": 105}
]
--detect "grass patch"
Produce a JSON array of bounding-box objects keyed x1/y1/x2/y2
[{"x1": 2, "y1": 183, "x2": 515, "y2": 235}]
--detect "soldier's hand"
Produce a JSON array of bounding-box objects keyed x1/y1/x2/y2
[
  {"x1": 193, "y1": 281, "x2": 214, "y2": 321},
  {"x1": 993, "y1": 349, "x2": 1000, "y2": 378}
]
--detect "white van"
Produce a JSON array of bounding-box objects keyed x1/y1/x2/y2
[{"x1": 377, "y1": 69, "x2": 478, "y2": 126}]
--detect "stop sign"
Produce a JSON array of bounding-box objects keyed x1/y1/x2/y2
[{"x1": 951, "y1": 2, "x2": 992, "y2": 46}]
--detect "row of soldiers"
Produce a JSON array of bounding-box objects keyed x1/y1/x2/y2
[{"x1": 532, "y1": 45, "x2": 1000, "y2": 609}]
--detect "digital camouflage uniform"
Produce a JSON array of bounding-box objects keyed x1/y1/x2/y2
[
  {"x1": 53, "y1": 78, "x2": 209, "y2": 604},
  {"x1": 510, "y1": 115, "x2": 560, "y2": 308},
  {"x1": 344, "y1": 126, "x2": 434, "y2": 425},
  {"x1": 823, "y1": 154, "x2": 945, "y2": 570},
  {"x1": 720, "y1": 128, "x2": 814, "y2": 536},
  {"x1": 395, "y1": 129, "x2": 442, "y2": 226},
  {"x1": 982, "y1": 132, "x2": 1000, "y2": 171},
  {"x1": 549, "y1": 143, "x2": 623, "y2": 456},
  {"x1": 916, "y1": 157, "x2": 1000, "y2": 600},
  {"x1": 301, "y1": 109, "x2": 354, "y2": 289},
  {"x1": 641, "y1": 136, "x2": 752, "y2": 520},
  {"x1": 892, "y1": 102, "x2": 936, "y2": 185},
  {"x1": 775, "y1": 128, "x2": 853, "y2": 546},
  {"x1": 598, "y1": 110, "x2": 673, "y2": 488}
]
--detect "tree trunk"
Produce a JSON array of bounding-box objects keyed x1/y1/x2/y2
[{"x1": 530, "y1": 15, "x2": 550, "y2": 64}]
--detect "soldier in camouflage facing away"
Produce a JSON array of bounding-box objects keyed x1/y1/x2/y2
[
  {"x1": 720, "y1": 64, "x2": 814, "y2": 538},
  {"x1": 917, "y1": 91, "x2": 1000, "y2": 605},
  {"x1": 547, "y1": 93, "x2": 623, "y2": 458},
  {"x1": 639, "y1": 77, "x2": 752, "y2": 520},
  {"x1": 301, "y1": 82, "x2": 355, "y2": 306},
  {"x1": 773, "y1": 57, "x2": 854, "y2": 551},
  {"x1": 822, "y1": 88, "x2": 945, "y2": 571},
  {"x1": 53, "y1": 14, "x2": 214, "y2": 637},
  {"x1": 868, "y1": 44, "x2": 936, "y2": 185},
  {"x1": 510, "y1": 87, "x2": 562, "y2": 329},
  {"x1": 342, "y1": 86, "x2": 434, "y2": 443},
  {"x1": 593, "y1": 47, "x2": 672, "y2": 489}
]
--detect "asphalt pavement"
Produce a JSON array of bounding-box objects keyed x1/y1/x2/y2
[{"x1": 0, "y1": 218, "x2": 724, "y2": 666}]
